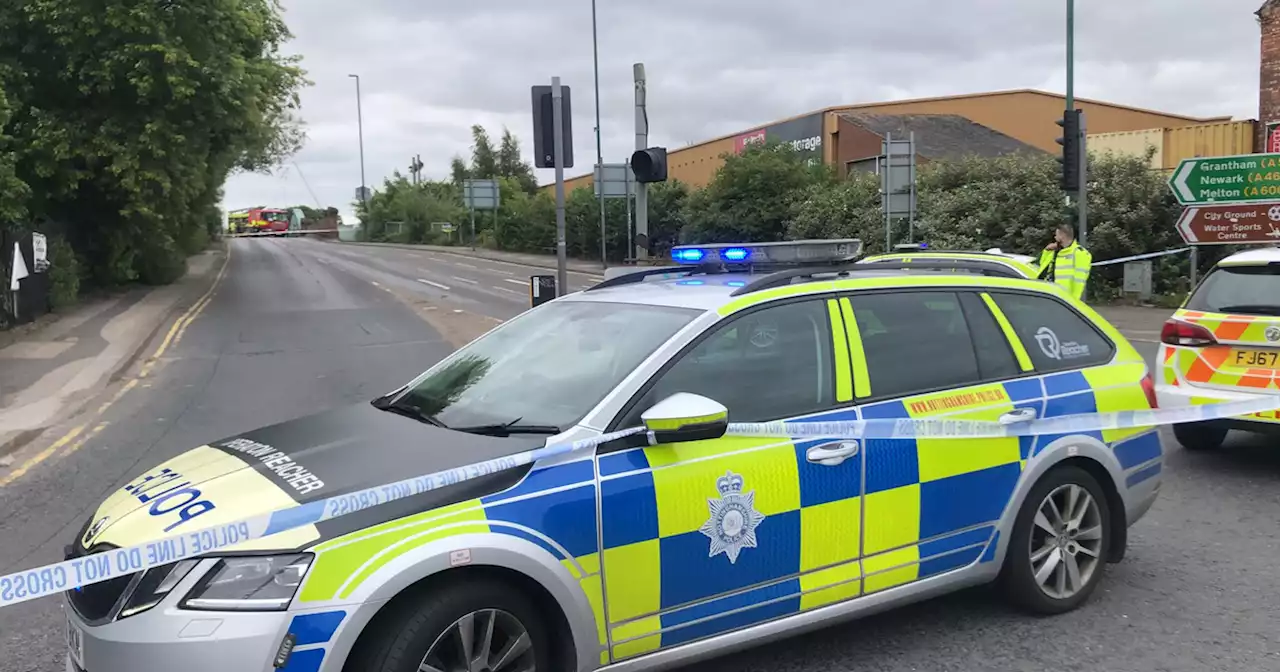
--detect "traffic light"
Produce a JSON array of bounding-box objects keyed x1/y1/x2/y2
[
  {"x1": 631, "y1": 147, "x2": 668, "y2": 183},
  {"x1": 1056, "y1": 109, "x2": 1082, "y2": 192}
]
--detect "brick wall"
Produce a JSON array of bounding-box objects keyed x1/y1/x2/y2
[{"x1": 1258, "y1": 1, "x2": 1280, "y2": 150}]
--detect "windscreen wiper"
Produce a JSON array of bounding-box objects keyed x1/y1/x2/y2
[
  {"x1": 451, "y1": 417, "x2": 561, "y2": 437},
  {"x1": 371, "y1": 397, "x2": 448, "y2": 428}
]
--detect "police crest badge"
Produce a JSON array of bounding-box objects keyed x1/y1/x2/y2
[{"x1": 699, "y1": 470, "x2": 766, "y2": 564}]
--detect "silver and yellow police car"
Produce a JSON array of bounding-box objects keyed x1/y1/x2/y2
[
  {"x1": 858, "y1": 243, "x2": 1041, "y2": 279},
  {"x1": 1158, "y1": 246, "x2": 1280, "y2": 449},
  {"x1": 64, "y1": 239, "x2": 1164, "y2": 672}
]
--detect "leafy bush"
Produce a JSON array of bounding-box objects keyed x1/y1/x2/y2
[
  {"x1": 46, "y1": 234, "x2": 80, "y2": 310},
  {"x1": 133, "y1": 234, "x2": 186, "y2": 286}
]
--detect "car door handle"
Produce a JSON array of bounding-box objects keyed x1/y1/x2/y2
[
  {"x1": 806, "y1": 441, "x2": 860, "y2": 467},
  {"x1": 999, "y1": 408, "x2": 1038, "y2": 425}
]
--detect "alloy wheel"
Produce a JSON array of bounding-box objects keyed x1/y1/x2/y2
[
  {"x1": 418, "y1": 608, "x2": 536, "y2": 672},
  {"x1": 1029, "y1": 483, "x2": 1104, "y2": 600}
]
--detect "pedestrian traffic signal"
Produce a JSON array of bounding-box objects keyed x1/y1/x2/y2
[
  {"x1": 1056, "y1": 109, "x2": 1082, "y2": 192},
  {"x1": 630, "y1": 147, "x2": 668, "y2": 183}
]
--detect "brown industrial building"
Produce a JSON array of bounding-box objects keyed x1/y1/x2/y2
[{"x1": 545, "y1": 89, "x2": 1235, "y2": 194}]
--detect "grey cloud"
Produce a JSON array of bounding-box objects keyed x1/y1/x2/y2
[{"x1": 227, "y1": 0, "x2": 1267, "y2": 224}]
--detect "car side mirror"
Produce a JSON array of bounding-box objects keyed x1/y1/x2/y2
[{"x1": 640, "y1": 393, "x2": 729, "y2": 444}]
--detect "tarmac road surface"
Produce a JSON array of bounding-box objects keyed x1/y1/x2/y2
[{"x1": 0, "y1": 237, "x2": 1277, "y2": 672}]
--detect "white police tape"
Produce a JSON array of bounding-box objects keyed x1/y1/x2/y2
[
  {"x1": 1092, "y1": 247, "x2": 1190, "y2": 268},
  {"x1": 728, "y1": 395, "x2": 1280, "y2": 440},
  {"x1": 0, "y1": 426, "x2": 645, "y2": 610},
  {"x1": 3, "y1": 394, "x2": 1279, "y2": 610},
  {"x1": 228, "y1": 229, "x2": 339, "y2": 238}
]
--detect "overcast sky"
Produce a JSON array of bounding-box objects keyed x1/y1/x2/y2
[{"x1": 223, "y1": 0, "x2": 1267, "y2": 224}]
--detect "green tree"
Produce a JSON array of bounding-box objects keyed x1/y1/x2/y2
[
  {"x1": 914, "y1": 149, "x2": 1187, "y2": 298},
  {"x1": 643, "y1": 180, "x2": 691, "y2": 257},
  {"x1": 469, "y1": 125, "x2": 498, "y2": 178},
  {"x1": 0, "y1": 84, "x2": 28, "y2": 228},
  {"x1": 788, "y1": 172, "x2": 884, "y2": 250},
  {"x1": 497, "y1": 128, "x2": 537, "y2": 194},
  {"x1": 0, "y1": 0, "x2": 308, "y2": 289},
  {"x1": 681, "y1": 142, "x2": 832, "y2": 244},
  {"x1": 492, "y1": 180, "x2": 555, "y2": 253},
  {"x1": 914, "y1": 152, "x2": 1064, "y2": 254},
  {"x1": 360, "y1": 174, "x2": 466, "y2": 244},
  {"x1": 449, "y1": 157, "x2": 470, "y2": 186}
]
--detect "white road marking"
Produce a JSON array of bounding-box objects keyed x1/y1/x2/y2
[
  {"x1": 502, "y1": 278, "x2": 528, "y2": 286},
  {"x1": 417, "y1": 279, "x2": 451, "y2": 291},
  {"x1": 371, "y1": 281, "x2": 380, "y2": 287},
  {"x1": 453, "y1": 262, "x2": 479, "y2": 270},
  {"x1": 494, "y1": 286, "x2": 523, "y2": 295},
  {"x1": 451, "y1": 276, "x2": 479, "y2": 285}
]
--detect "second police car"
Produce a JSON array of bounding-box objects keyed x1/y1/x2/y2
[
  {"x1": 1157, "y1": 246, "x2": 1280, "y2": 449},
  {"x1": 64, "y1": 240, "x2": 1164, "y2": 672}
]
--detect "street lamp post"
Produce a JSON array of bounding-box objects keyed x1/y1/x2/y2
[
  {"x1": 591, "y1": 0, "x2": 607, "y2": 270},
  {"x1": 348, "y1": 74, "x2": 368, "y2": 215}
]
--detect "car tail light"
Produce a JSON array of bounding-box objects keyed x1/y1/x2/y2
[
  {"x1": 1160, "y1": 319, "x2": 1217, "y2": 347},
  {"x1": 1140, "y1": 372, "x2": 1158, "y2": 409}
]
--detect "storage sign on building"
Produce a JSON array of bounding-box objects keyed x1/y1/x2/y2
[{"x1": 733, "y1": 113, "x2": 825, "y2": 166}]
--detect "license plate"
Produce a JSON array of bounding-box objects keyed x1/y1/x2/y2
[
  {"x1": 1231, "y1": 349, "x2": 1280, "y2": 368},
  {"x1": 66, "y1": 614, "x2": 84, "y2": 669}
]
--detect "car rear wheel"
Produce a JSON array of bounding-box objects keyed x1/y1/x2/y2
[
  {"x1": 348, "y1": 578, "x2": 553, "y2": 672},
  {"x1": 1172, "y1": 422, "x2": 1228, "y2": 451},
  {"x1": 1001, "y1": 465, "x2": 1111, "y2": 615}
]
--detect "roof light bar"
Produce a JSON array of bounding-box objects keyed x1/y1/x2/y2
[
  {"x1": 894, "y1": 242, "x2": 928, "y2": 250},
  {"x1": 669, "y1": 239, "x2": 863, "y2": 266}
]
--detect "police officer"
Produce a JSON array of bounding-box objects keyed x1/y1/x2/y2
[{"x1": 1037, "y1": 222, "x2": 1092, "y2": 300}]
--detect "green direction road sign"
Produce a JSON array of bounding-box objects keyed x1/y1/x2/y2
[{"x1": 1169, "y1": 153, "x2": 1280, "y2": 205}]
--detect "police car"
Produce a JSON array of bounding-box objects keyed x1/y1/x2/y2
[
  {"x1": 1158, "y1": 246, "x2": 1280, "y2": 450},
  {"x1": 64, "y1": 240, "x2": 1164, "y2": 672},
  {"x1": 858, "y1": 243, "x2": 1042, "y2": 279}
]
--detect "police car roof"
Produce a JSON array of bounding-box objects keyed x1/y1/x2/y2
[
  {"x1": 566, "y1": 269, "x2": 911, "y2": 311},
  {"x1": 1217, "y1": 246, "x2": 1280, "y2": 266},
  {"x1": 568, "y1": 266, "x2": 1052, "y2": 312}
]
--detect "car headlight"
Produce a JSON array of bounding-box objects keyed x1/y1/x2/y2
[
  {"x1": 117, "y1": 559, "x2": 200, "y2": 619},
  {"x1": 180, "y1": 554, "x2": 312, "y2": 611}
]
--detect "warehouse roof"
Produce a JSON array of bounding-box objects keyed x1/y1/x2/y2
[{"x1": 839, "y1": 112, "x2": 1044, "y2": 160}]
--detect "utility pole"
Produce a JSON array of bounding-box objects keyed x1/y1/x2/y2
[
  {"x1": 591, "y1": 0, "x2": 607, "y2": 270},
  {"x1": 409, "y1": 155, "x2": 424, "y2": 185},
  {"x1": 634, "y1": 63, "x2": 649, "y2": 261}
]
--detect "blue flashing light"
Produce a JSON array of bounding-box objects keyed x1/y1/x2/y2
[
  {"x1": 725, "y1": 280, "x2": 747, "y2": 287},
  {"x1": 677, "y1": 279, "x2": 705, "y2": 286},
  {"x1": 673, "y1": 248, "x2": 706, "y2": 263},
  {"x1": 669, "y1": 239, "x2": 863, "y2": 267}
]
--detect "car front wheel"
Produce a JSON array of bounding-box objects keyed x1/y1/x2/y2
[
  {"x1": 1002, "y1": 465, "x2": 1111, "y2": 615},
  {"x1": 349, "y1": 578, "x2": 553, "y2": 672}
]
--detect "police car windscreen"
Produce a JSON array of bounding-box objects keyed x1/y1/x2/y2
[
  {"x1": 394, "y1": 301, "x2": 701, "y2": 431},
  {"x1": 1184, "y1": 264, "x2": 1280, "y2": 316}
]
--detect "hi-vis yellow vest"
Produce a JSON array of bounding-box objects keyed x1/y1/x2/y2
[{"x1": 1037, "y1": 241, "x2": 1092, "y2": 300}]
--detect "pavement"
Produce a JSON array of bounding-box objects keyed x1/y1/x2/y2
[
  {"x1": 2, "y1": 238, "x2": 1278, "y2": 672},
  {"x1": 0, "y1": 247, "x2": 225, "y2": 464}
]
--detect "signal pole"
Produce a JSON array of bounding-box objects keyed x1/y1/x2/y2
[{"x1": 1063, "y1": 0, "x2": 1087, "y2": 247}]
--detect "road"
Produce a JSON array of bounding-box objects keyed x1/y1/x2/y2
[{"x1": 1, "y1": 237, "x2": 1278, "y2": 672}]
